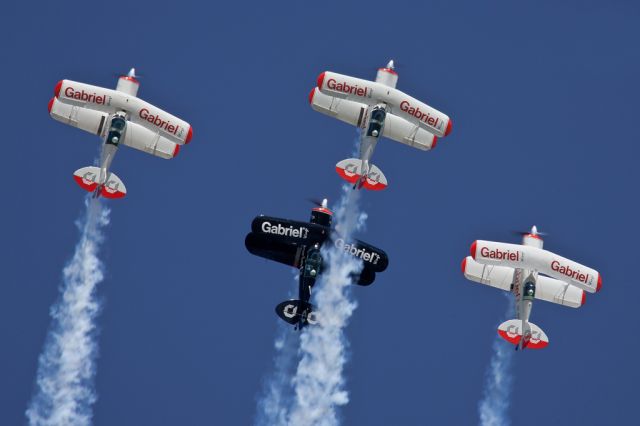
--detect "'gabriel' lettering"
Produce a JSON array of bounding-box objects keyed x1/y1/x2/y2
[
  {"x1": 326, "y1": 78, "x2": 370, "y2": 97},
  {"x1": 64, "y1": 87, "x2": 106, "y2": 105},
  {"x1": 480, "y1": 246, "x2": 522, "y2": 262},
  {"x1": 261, "y1": 221, "x2": 309, "y2": 239},
  {"x1": 334, "y1": 238, "x2": 380, "y2": 264},
  {"x1": 400, "y1": 100, "x2": 444, "y2": 131},
  {"x1": 139, "y1": 108, "x2": 180, "y2": 135},
  {"x1": 551, "y1": 260, "x2": 590, "y2": 283}
]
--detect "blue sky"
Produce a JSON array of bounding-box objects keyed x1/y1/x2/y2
[{"x1": 2, "y1": 0, "x2": 639, "y2": 424}]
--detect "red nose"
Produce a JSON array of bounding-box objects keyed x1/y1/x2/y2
[
  {"x1": 445, "y1": 119, "x2": 453, "y2": 136},
  {"x1": 317, "y1": 72, "x2": 326, "y2": 89},
  {"x1": 470, "y1": 241, "x2": 477, "y2": 259},
  {"x1": 596, "y1": 274, "x2": 602, "y2": 292},
  {"x1": 185, "y1": 126, "x2": 193, "y2": 144}
]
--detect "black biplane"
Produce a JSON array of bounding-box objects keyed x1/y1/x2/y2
[{"x1": 245, "y1": 200, "x2": 388, "y2": 329}]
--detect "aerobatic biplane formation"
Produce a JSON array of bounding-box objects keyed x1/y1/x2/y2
[{"x1": 45, "y1": 60, "x2": 603, "y2": 347}]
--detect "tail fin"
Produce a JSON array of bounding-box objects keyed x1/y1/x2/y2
[
  {"x1": 497, "y1": 319, "x2": 549, "y2": 350},
  {"x1": 275, "y1": 300, "x2": 318, "y2": 327},
  {"x1": 73, "y1": 167, "x2": 127, "y2": 199},
  {"x1": 335, "y1": 158, "x2": 388, "y2": 191}
]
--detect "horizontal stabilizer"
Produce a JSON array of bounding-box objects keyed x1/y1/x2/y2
[
  {"x1": 72, "y1": 167, "x2": 127, "y2": 199},
  {"x1": 498, "y1": 319, "x2": 549, "y2": 349},
  {"x1": 73, "y1": 166, "x2": 101, "y2": 193},
  {"x1": 275, "y1": 300, "x2": 318, "y2": 326},
  {"x1": 100, "y1": 172, "x2": 127, "y2": 199},
  {"x1": 335, "y1": 158, "x2": 388, "y2": 191}
]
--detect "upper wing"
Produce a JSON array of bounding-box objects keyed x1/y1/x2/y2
[
  {"x1": 251, "y1": 216, "x2": 329, "y2": 246},
  {"x1": 315, "y1": 71, "x2": 451, "y2": 137},
  {"x1": 462, "y1": 256, "x2": 585, "y2": 308},
  {"x1": 245, "y1": 232, "x2": 305, "y2": 268},
  {"x1": 331, "y1": 237, "x2": 389, "y2": 273},
  {"x1": 51, "y1": 79, "x2": 192, "y2": 145},
  {"x1": 471, "y1": 240, "x2": 602, "y2": 293}
]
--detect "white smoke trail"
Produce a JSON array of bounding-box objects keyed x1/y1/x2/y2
[
  {"x1": 287, "y1": 185, "x2": 366, "y2": 426},
  {"x1": 256, "y1": 325, "x2": 299, "y2": 426},
  {"x1": 254, "y1": 185, "x2": 366, "y2": 426},
  {"x1": 26, "y1": 197, "x2": 110, "y2": 426},
  {"x1": 478, "y1": 295, "x2": 516, "y2": 426}
]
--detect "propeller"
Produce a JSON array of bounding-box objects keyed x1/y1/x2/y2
[
  {"x1": 113, "y1": 68, "x2": 142, "y2": 79},
  {"x1": 511, "y1": 225, "x2": 547, "y2": 237},
  {"x1": 308, "y1": 198, "x2": 329, "y2": 209}
]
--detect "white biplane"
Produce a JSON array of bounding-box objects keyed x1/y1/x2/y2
[
  {"x1": 462, "y1": 226, "x2": 602, "y2": 350},
  {"x1": 47, "y1": 69, "x2": 192, "y2": 199},
  {"x1": 309, "y1": 60, "x2": 452, "y2": 190}
]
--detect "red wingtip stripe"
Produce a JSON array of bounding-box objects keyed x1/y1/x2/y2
[
  {"x1": 173, "y1": 144, "x2": 180, "y2": 158},
  {"x1": 308, "y1": 87, "x2": 316, "y2": 105},
  {"x1": 470, "y1": 241, "x2": 477, "y2": 259},
  {"x1": 317, "y1": 72, "x2": 326, "y2": 89},
  {"x1": 596, "y1": 274, "x2": 602, "y2": 292},
  {"x1": 431, "y1": 136, "x2": 438, "y2": 149},
  {"x1": 461, "y1": 257, "x2": 467, "y2": 275},
  {"x1": 54, "y1": 80, "x2": 63, "y2": 98},
  {"x1": 445, "y1": 119, "x2": 453, "y2": 136},
  {"x1": 185, "y1": 126, "x2": 193, "y2": 144},
  {"x1": 48, "y1": 98, "x2": 55, "y2": 113},
  {"x1": 581, "y1": 291, "x2": 586, "y2": 306}
]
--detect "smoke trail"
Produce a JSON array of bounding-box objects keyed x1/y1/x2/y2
[
  {"x1": 26, "y1": 197, "x2": 110, "y2": 426},
  {"x1": 254, "y1": 185, "x2": 366, "y2": 426},
  {"x1": 256, "y1": 325, "x2": 299, "y2": 426},
  {"x1": 478, "y1": 295, "x2": 516, "y2": 426},
  {"x1": 287, "y1": 185, "x2": 366, "y2": 426}
]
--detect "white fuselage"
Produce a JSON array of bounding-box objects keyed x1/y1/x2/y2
[{"x1": 511, "y1": 234, "x2": 544, "y2": 347}]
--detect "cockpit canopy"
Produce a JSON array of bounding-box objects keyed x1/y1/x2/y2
[
  {"x1": 366, "y1": 107, "x2": 386, "y2": 137},
  {"x1": 524, "y1": 281, "x2": 536, "y2": 298},
  {"x1": 304, "y1": 248, "x2": 323, "y2": 278},
  {"x1": 106, "y1": 115, "x2": 127, "y2": 146}
]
